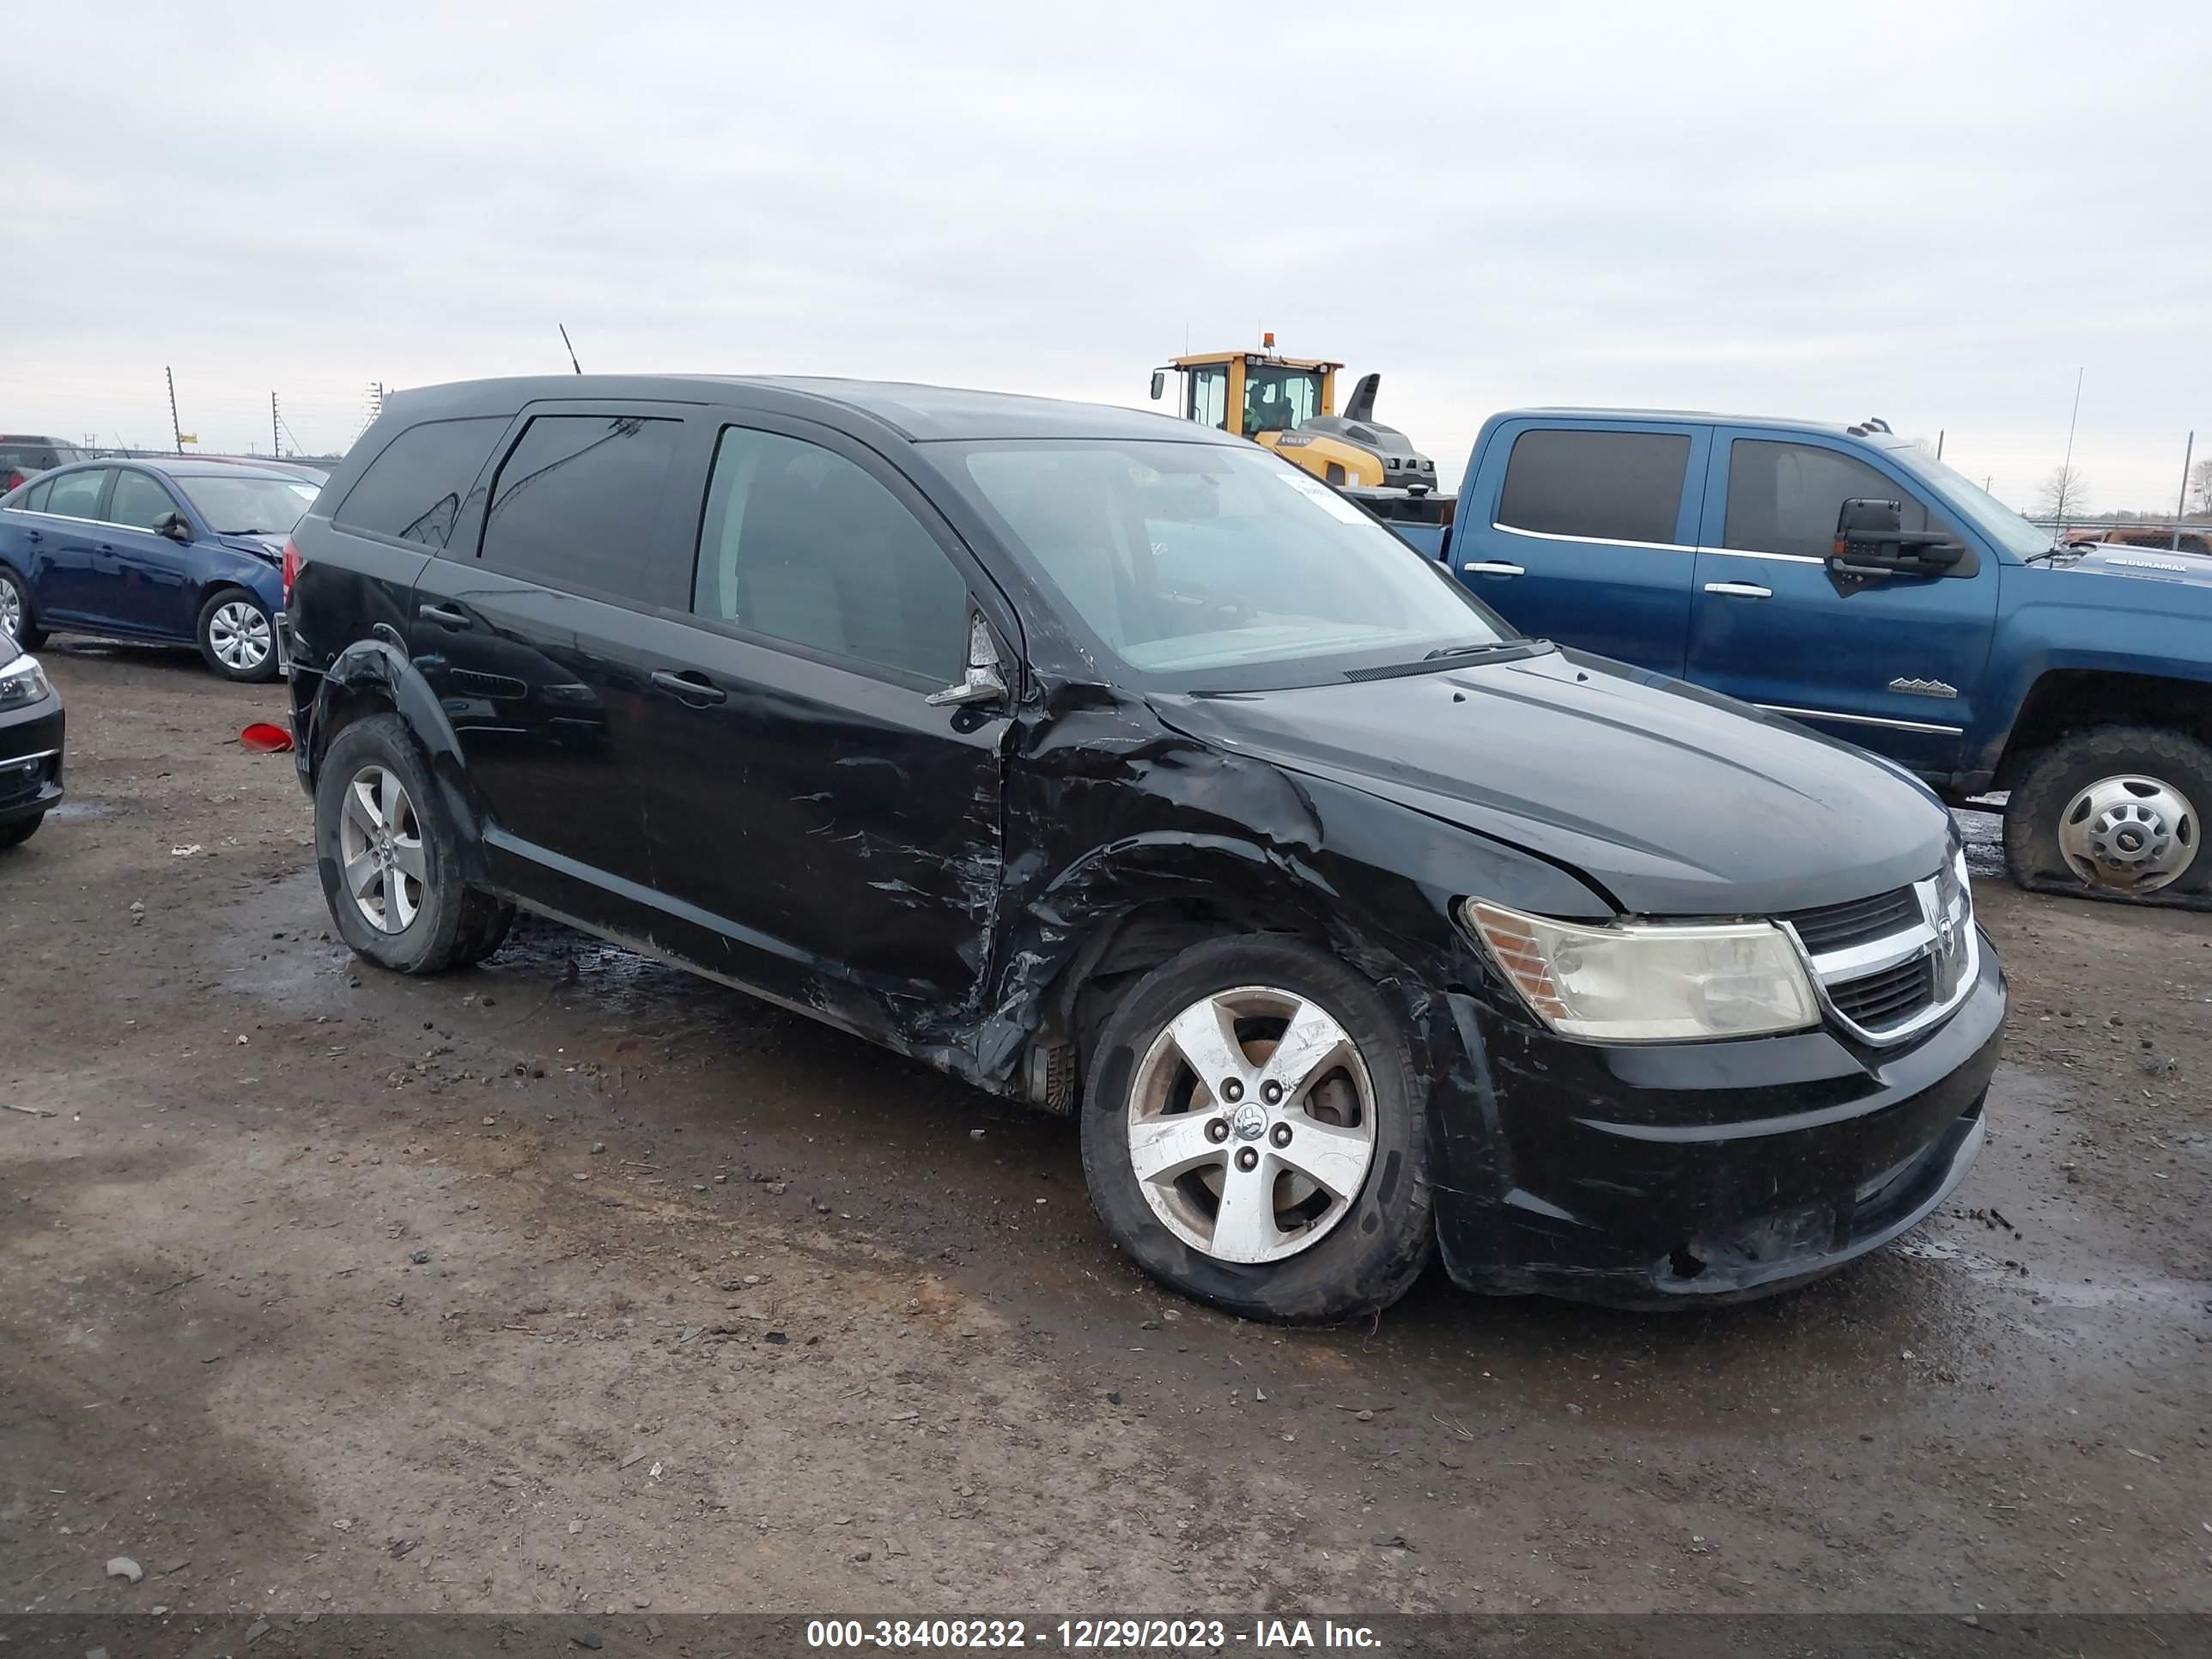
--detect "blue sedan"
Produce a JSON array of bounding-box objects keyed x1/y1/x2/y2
[{"x1": 0, "y1": 458, "x2": 318, "y2": 682}]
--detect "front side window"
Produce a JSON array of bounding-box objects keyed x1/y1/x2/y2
[
  {"x1": 1242, "y1": 366, "x2": 1322, "y2": 436},
  {"x1": 1497, "y1": 428, "x2": 1691, "y2": 545},
  {"x1": 953, "y1": 440, "x2": 1512, "y2": 688},
  {"x1": 693, "y1": 427, "x2": 969, "y2": 684},
  {"x1": 173, "y1": 475, "x2": 318, "y2": 537},
  {"x1": 1724, "y1": 440, "x2": 1948, "y2": 560},
  {"x1": 43, "y1": 469, "x2": 110, "y2": 522},
  {"x1": 480, "y1": 416, "x2": 684, "y2": 605},
  {"x1": 109, "y1": 471, "x2": 181, "y2": 531},
  {"x1": 336, "y1": 416, "x2": 510, "y2": 550}
]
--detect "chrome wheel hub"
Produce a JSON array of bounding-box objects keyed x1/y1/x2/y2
[
  {"x1": 2058, "y1": 774, "x2": 2197, "y2": 894},
  {"x1": 337, "y1": 764, "x2": 426, "y2": 933},
  {"x1": 1125, "y1": 986, "x2": 1377, "y2": 1266},
  {"x1": 0, "y1": 578, "x2": 21, "y2": 640},
  {"x1": 210, "y1": 600, "x2": 271, "y2": 671}
]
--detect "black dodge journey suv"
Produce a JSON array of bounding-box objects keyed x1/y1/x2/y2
[{"x1": 284, "y1": 375, "x2": 2004, "y2": 1322}]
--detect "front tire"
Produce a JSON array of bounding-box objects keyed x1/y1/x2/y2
[
  {"x1": 0, "y1": 814, "x2": 43, "y2": 850},
  {"x1": 1079, "y1": 935, "x2": 1434, "y2": 1323},
  {"x1": 2005, "y1": 725, "x2": 2210, "y2": 907},
  {"x1": 315, "y1": 714, "x2": 508, "y2": 973},
  {"x1": 0, "y1": 567, "x2": 46, "y2": 650},
  {"x1": 196, "y1": 588, "x2": 280, "y2": 683}
]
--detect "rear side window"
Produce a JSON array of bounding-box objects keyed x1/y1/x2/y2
[
  {"x1": 109, "y1": 471, "x2": 180, "y2": 531},
  {"x1": 1724, "y1": 441, "x2": 1947, "y2": 559},
  {"x1": 20, "y1": 478, "x2": 52, "y2": 513},
  {"x1": 43, "y1": 469, "x2": 110, "y2": 522},
  {"x1": 1496, "y1": 428, "x2": 1691, "y2": 545},
  {"x1": 479, "y1": 416, "x2": 684, "y2": 606},
  {"x1": 336, "y1": 416, "x2": 510, "y2": 550},
  {"x1": 693, "y1": 426, "x2": 969, "y2": 684}
]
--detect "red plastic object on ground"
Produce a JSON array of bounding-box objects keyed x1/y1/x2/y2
[{"x1": 240, "y1": 722, "x2": 294, "y2": 754}]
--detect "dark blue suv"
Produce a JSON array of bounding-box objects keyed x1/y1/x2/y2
[{"x1": 0, "y1": 458, "x2": 318, "y2": 682}]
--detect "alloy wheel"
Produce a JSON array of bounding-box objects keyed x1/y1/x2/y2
[
  {"x1": 337, "y1": 764, "x2": 426, "y2": 933},
  {"x1": 0, "y1": 576, "x2": 21, "y2": 642},
  {"x1": 209, "y1": 601, "x2": 272, "y2": 672},
  {"x1": 1125, "y1": 986, "x2": 1378, "y2": 1265},
  {"x1": 2057, "y1": 773, "x2": 2197, "y2": 894}
]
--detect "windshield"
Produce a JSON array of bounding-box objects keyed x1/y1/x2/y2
[
  {"x1": 173, "y1": 474, "x2": 319, "y2": 535},
  {"x1": 951, "y1": 440, "x2": 1514, "y2": 689},
  {"x1": 1882, "y1": 442, "x2": 2053, "y2": 559},
  {"x1": 1243, "y1": 366, "x2": 1322, "y2": 436}
]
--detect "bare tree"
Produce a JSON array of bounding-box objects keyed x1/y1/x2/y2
[
  {"x1": 2189, "y1": 456, "x2": 2212, "y2": 519},
  {"x1": 2036, "y1": 465, "x2": 2091, "y2": 523}
]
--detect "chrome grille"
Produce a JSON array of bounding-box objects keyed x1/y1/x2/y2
[
  {"x1": 1783, "y1": 853, "x2": 1975, "y2": 1045},
  {"x1": 1783, "y1": 886, "x2": 1919, "y2": 954}
]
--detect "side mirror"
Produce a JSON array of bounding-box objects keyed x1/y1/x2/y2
[
  {"x1": 1148, "y1": 370, "x2": 1166, "y2": 403},
  {"x1": 1830, "y1": 497, "x2": 1964, "y2": 576},
  {"x1": 154, "y1": 510, "x2": 192, "y2": 543},
  {"x1": 927, "y1": 612, "x2": 1011, "y2": 709}
]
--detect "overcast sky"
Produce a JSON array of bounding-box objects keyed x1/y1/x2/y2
[{"x1": 8, "y1": 1, "x2": 2208, "y2": 512}]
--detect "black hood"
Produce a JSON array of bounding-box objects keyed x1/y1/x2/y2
[{"x1": 1151, "y1": 648, "x2": 1953, "y2": 917}]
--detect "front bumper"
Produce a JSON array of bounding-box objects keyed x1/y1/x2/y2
[
  {"x1": 1427, "y1": 927, "x2": 2005, "y2": 1308},
  {"x1": 0, "y1": 694, "x2": 64, "y2": 824}
]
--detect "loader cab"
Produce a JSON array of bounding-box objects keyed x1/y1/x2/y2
[{"x1": 1155, "y1": 348, "x2": 1341, "y2": 443}]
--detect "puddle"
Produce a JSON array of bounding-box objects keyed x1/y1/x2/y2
[{"x1": 46, "y1": 799, "x2": 110, "y2": 822}]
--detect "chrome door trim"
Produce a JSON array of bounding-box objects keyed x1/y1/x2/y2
[
  {"x1": 1755, "y1": 702, "x2": 1964, "y2": 736},
  {"x1": 1490, "y1": 522, "x2": 1695, "y2": 554}
]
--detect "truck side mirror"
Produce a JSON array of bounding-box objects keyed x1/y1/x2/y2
[
  {"x1": 1830, "y1": 497, "x2": 1965, "y2": 577},
  {"x1": 1149, "y1": 370, "x2": 1166, "y2": 402}
]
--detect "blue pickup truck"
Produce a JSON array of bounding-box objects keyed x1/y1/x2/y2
[{"x1": 1385, "y1": 410, "x2": 2212, "y2": 909}]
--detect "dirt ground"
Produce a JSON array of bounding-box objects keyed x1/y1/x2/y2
[{"x1": 3, "y1": 643, "x2": 2208, "y2": 1619}]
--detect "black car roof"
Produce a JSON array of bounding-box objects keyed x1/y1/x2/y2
[{"x1": 382, "y1": 374, "x2": 1231, "y2": 445}]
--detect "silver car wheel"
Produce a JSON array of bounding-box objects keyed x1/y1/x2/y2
[
  {"x1": 2057, "y1": 773, "x2": 2198, "y2": 893},
  {"x1": 0, "y1": 575, "x2": 21, "y2": 641},
  {"x1": 209, "y1": 600, "x2": 272, "y2": 672},
  {"x1": 1125, "y1": 985, "x2": 1377, "y2": 1265},
  {"x1": 337, "y1": 764, "x2": 426, "y2": 933}
]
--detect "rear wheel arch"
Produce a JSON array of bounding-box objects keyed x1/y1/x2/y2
[{"x1": 311, "y1": 640, "x2": 488, "y2": 875}]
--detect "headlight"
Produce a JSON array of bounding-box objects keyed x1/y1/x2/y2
[
  {"x1": 1465, "y1": 898, "x2": 1820, "y2": 1042},
  {"x1": 0, "y1": 653, "x2": 52, "y2": 710}
]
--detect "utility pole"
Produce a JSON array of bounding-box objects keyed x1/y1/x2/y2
[
  {"x1": 1936, "y1": 429, "x2": 1944, "y2": 460},
  {"x1": 2173, "y1": 431, "x2": 2195, "y2": 553},
  {"x1": 166, "y1": 367, "x2": 183, "y2": 454},
  {"x1": 272, "y1": 392, "x2": 283, "y2": 459},
  {"x1": 2057, "y1": 367, "x2": 2083, "y2": 528}
]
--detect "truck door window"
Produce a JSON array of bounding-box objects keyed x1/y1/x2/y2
[
  {"x1": 1187, "y1": 367, "x2": 1228, "y2": 431},
  {"x1": 1496, "y1": 429, "x2": 1689, "y2": 545},
  {"x1": 1723, "y1": 440, "x2": 1948, "y2": 560}
]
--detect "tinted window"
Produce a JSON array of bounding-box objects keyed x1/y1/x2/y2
[
  {"x1": 694, "y1": 427, "x2": 970, "y2": 684},
  {"x1": 1724, "y1": 440, "x2": 1947, "y2": 559},
  {"x1": 1496, "y1": 428, "x2": 1690, "y2": 545},
  {"x1": 109, "y1": 471, "x2": 181, "y2": 531},
  {"x1": 481, "y1": 416, "x2": 684, "y2": 605},
  {"x1": 44, "y1": 469, "x2": 109, "y2": 521},
  {"x1": 336, "y1": 416, "x2": 510, "y2": 550},
  {"x1": 21, "y1": 478, "x2": 51, "y2": 513}
]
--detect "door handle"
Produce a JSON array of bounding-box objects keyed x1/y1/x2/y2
[
  {"x1": 1462, "y1": 561, "x2": 1525, "y2": 577},
  {"x1": 651, "y1": 669, "x2": 726, "y2": 706},
  {"x1": 22, "y1": 530, "x2": 40, "y2": 544},
  {"x1": 416, "y1": 603, "x2": 471, "y2": 628},
  {"x1": 1704, "y1": 581, "x2": 1772, "y2": 599}
]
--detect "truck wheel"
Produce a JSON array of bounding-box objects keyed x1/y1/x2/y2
[
  {"x1": 2005, "y1": 725, "x2": 2211, "y2": 906},
  {"x1": 315, "y1": 714, "x2": 508, "y2": 973},
  {"x1": 1078, "y1": 936, "x2": 1434, "y2": 1324}
]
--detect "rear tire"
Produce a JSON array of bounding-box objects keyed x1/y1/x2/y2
[
  {"x1": 196, "y1": 588, "x2": 280, "y2": 684},
  {"x1": 1079, "y1": 935, "x2": 1434, "y2": 1324},
  {"x1": 2004, "y1": 725, "x2": 2211, "y2": 908},
  {"x1": 0, "y1": 567, "x2": 45, "y2": 650},
  {"x1": 316, "y1": 714, "x2": 502, "y2": 973}
]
